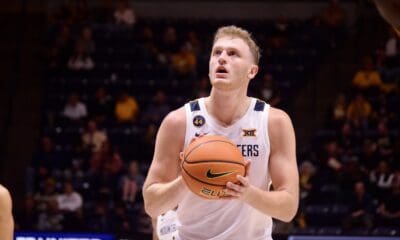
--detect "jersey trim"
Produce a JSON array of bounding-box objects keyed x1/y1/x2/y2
[
  {"x1": 254, "y1": 100, "x2": 266, "y2": 111},
  {"x1": 190, "y1": 100, "x2": 200, "y2": 112}
]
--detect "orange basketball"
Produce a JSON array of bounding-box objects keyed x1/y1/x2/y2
[{"x1": 180, "y1": 135, "x2": 245, "y2": 199}]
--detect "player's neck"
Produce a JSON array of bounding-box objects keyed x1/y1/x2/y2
[{"x1": 206, "y1": 89, "x2": 251, "y2": 127}]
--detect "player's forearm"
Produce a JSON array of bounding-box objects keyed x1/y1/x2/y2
[
  {"x1": 143, "y1": 176, "x2": 187, "y2": 218},
  {"x1": 0, "y1": 218, "x2": 14, "y2": 240},
  {"x1": 243, "y1": 186, "x2": 298, "y2": 222}
]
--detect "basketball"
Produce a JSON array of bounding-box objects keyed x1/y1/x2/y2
[{"x1": 180, "y1": 135, "x2": 245, "y2": 199}]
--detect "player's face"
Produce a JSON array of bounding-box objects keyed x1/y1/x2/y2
[{"x1": 209, "y1": 36, "x2": 258, "y2": 91}]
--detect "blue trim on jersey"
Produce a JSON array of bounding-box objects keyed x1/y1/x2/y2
[
  {"x1": 190, "y1": 100, "x2": 200, "y2": 112},
  {"x1": 254, "y1": 100, "x2": 266, "y2": 111}
]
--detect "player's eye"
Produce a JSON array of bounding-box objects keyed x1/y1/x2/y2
[
  {"x1": 213, "y1": 50, "x2": 222, "y2": 55},
  {"x1": 228, "y1": 50, "x2": 237, "y2": 56}
]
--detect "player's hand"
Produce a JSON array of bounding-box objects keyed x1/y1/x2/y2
[{"x1": 223, "y1": 159, "x2": 253, "y2": 201}]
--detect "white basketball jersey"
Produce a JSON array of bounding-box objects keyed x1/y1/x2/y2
[{"x1": 176, "y1": 97, "x2": 272, "y2": 240}]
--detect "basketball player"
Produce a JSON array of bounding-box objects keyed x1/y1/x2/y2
[
  {"x1": 373, "y1": 0, "x2": 400, "y2": 36},
  {"x1": 143, "y1": 25, "x2": 299, "y2": 239},
  {"x1": 0, "y1": 184, "x2": 14, "y2": 240}
]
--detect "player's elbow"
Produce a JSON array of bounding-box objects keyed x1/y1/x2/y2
[
  {"x1": 273, "y1": 194, "x2": 299, "y2": 222},
  {"x1": 279, "y1": 201, "x2": 299, "y2": 222},
  {"x1": 143, "y1": 189, "x2": 158, "y2": 218},
  {"x1": 279, "y1": 210, "x2": 297, "y2": 222},
  {"x1": 144, "y1": 202, "x2": 159, "y2": 219},
  {"x1": 143, "y1": 196, "x2": 158, "y2": 218}
]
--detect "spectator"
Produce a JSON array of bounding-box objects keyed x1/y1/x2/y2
[
  {"x1": 87, "y1": 202, "x2": 110, "y2": 231},
  {"x1": 337, "y1": 122, "x2": 357, "y2": 153},
  {"x1": 31, "y1": 136, "x2": 67, "y2": 183},
  {"x1": 64, "y1": 159, "x2": 86, "y2": 191},
  {"x1": 55, "y1": 0, "x2": 90, "y2": 26},
  {"x1": 90, "y1": 141, "x2": 123, "y2": 176},
  {"x1": 352, "y1": 56, "x2": 383, "y2": 92},
  {"x1": 75, "y1": 26, "x2": 95, "y2": 55},
  {"x1": 52, "y1": 24, "x2": 74, "y2": 68},
  {"x1": 376, "y1": 176, "x2": 400, "y2": 227},
  {"x1": 115, "y1": 92, "x2": 140, "y2": 123},
  {"x1": 171, "y1": 42, "x2": 197, "y2": 78},
  {"x1": 119, "y1": 160, "x2": 145, "y2": 203},
  {"x1": 63, "y1": 93, "x2": 88, "y2": 121},
  {"x1": 56, "y1": 181, "x2": 85, "y2": 231},
  {"x1": 194, "y1": 76, "x2": 211, "y2": 98},
  {"x1": 268, "y1": 15, "x2": 289, "y2": 49},
  {"x1": 331, "y1": 93, "x2": 348, "y2": 125},
  {"x1": 158, "y1": 26, "x2": 179, "y2": 62},
  {"x1": 140, "y1": 123, "x2": 158, "y2": 161},
  {"x1": 259, "y1": 73, "x2": 281, "y2": 107},
  {"x1": 89, "y1": 86, "x2": 113, "y2": 124},
  {"x1": 299, "y1": 161, "x2": 317, "y2": 202},
  {"x1": 369, "y1": 160, "x2": 395, "y2": 200},
  {"x1": 320, "y1": 0, "x2": 347, "y2": 48},
  {"x1": 346, "y1": 93, "x2": 372, "y2": 127},
  {"x1": 376, "y1": 121, "x2": 394, "y2": 157},
  {"x1": 377, "y1": 28, "x2": 400, "y2": 80},
  {"x1": 81, "y1": 120, "x2": 108, "y2": 153},
  {"x1": 373, "y1": 93, "x2": 392, "y2": 124},
  {"x1": 186, "y1": 30, "x2": 203, "y2": 56},
  {"x1": 319, "y1": 140, "x2": 343, "y2": 178},
  {"x1": 142, "y1": 90, "x2": 171, "y2": 125},
  {"x1": 320, "y1": 0, "x2": 346, "y2": 29},
  {"x1": 110, "y1": 203, "x2": 133, "y2": 235},
  {"x1": 37, "y1": 198, "x2": 64, "y2": 231},
  {"x1": 67, "y1": 42, "x2": 95, "y2": 71},
  {"x1": 384, "y1": 28, "x2": 399, "y2": 59},
  {"x1": 136, "y1": 205, "x2": 153, "y2": 238},
  {"x1": 34, "y1": 178, "x2": 58, "y2": 213},
  {"x1": 359, "y1": 139, "x2": 379, "y2": 171},
  {"x1": 342, "y1": 181, "x2": 374, "y2": 231},
  {"x1": 56, "y1": 182, "x2": 83, "y2": 212},
  {"x1": 15, "y1": 194, "x2": 37, "y2": 230},
  {"x1": 140, "y1": 26, "x2": 158, "y2": 62},
  {"x1": 114, "y1": 0, "x2": 136, "y2": 27}
]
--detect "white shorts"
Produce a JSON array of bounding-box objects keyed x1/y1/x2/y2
[
  {"x1": 157, "y1": 209, "x2": 179, "y2": 240},
  {"x1": 157, "y1": 210, "x2": 273, "y2": 240}
]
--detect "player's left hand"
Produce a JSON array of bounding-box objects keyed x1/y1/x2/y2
[{"x1": 223, "y1": 159, "x2": 254, "y2": 200}]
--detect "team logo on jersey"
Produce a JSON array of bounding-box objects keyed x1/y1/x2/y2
[
  {"x1": 193, "y1": 115, "x2": 205, "y2": 127},
  {"x1": 242, "y1": 128, "x2": 257, "y2": 137},
  {"x1": 195, "y1": 132, "x2": 209, "y2": 137}
]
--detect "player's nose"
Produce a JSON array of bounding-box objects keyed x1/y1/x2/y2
[{"x1": 218, "y1": 53, "x2": 227, "y2": 64}]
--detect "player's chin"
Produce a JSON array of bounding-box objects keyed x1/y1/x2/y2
[{"x1": 211, "y1": 79, "x2": 233, "y2": 90}]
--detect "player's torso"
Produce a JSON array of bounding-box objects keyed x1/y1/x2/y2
[{"x1": 176, "y1": 97, "x2": 272, "y2": 240}]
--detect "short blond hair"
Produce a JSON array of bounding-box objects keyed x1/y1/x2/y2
[{"x1": 213, "y1": 25, "x2": 261, "y2": 64}]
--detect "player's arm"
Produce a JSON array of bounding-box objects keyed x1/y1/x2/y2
[
  {"x1": 152, "y1": 218, "x2": 159, "y2": 240},
  {"x1": 225, "y1": 108, "x2": 299, "y2": 222},
  {"x1": 143, "y1": 107, "x2": 188, "y2": 218},
  {"x1": 0, "y1": 185, "x2": 14, "y2": 240},
  {"x1": 373, "y1": 0, "x2": 400, "y2": 36}
]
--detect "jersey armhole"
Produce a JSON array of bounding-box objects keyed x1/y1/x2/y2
[{"x1": 264, "y1": 104, "x2": 272, "y2": 187}]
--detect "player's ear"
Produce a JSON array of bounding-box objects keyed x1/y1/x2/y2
[{"x1": 248, "y1": 64, "x2": 258, "y2": 79}]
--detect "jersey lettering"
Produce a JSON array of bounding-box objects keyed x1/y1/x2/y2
[{"x1": 237, "y1": 144, "x2": 259, "y2": 157}]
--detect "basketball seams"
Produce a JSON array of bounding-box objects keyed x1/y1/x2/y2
[
  {"x1": 184, "y1": 139, "x2": 240, "y2": 161},
  {"x1": 183, "y1": 159, "x2": 245, "y2": 166}
]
